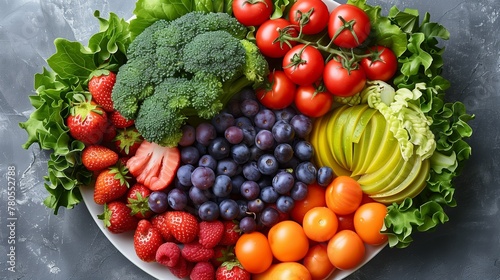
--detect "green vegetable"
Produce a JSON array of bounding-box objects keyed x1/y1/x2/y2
[
  {"x1": 349, "y1": 0, "x2": 474, "y2": 248},
  {"x1": 112, "y1": 12, "x2": 269, "y2": 147},
  {"x1": 19, "y1": 12, "x2": 131, "y2": 214}
]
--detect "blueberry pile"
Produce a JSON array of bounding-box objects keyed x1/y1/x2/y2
[{"x1": 158, "y1": 89, "x2": 334, "y2": 232}]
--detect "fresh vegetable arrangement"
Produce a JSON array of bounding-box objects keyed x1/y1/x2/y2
[{"x1": 19, "y1": 0, "x2": 473, "y2": 279}]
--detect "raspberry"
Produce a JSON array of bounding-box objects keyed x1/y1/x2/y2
[
  {"x1": 168, "y1": 256, "x2": 193, "y2": 279},
  {"x1": 190, "y1": 261, "x2": 215, "y2": 280},
  {"x1": 155, "y1": 242, "x2": 181, "y2": 267}
]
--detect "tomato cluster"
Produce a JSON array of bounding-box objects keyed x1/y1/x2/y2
[
  {"x1": 235, "y1": 177, "x2": 388, "y2": 278},
  {"x1": 234, "y1": 1, "x2": 398, "y2": 118}
]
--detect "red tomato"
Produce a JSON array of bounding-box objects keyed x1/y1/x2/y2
[
  {"x1": 337, "y1": 213, "x2": 355, "y2": 232},
  {"x1": 327, "y1": 230, "x2": 365, "y2": 270},
  {"x1": 325, "y1": 176, "x2": 363, "y2": 216},
  {"x1": 328, "y1": 4, "x2": 371, "y2": 48},
  {"x1": 294, "y1": 85, "x2": 333, "y2": 118},
  {"x1": 360, "y1": 46, "x2": 398, "y2": 82},
  {"x1": 283, "y1": 44, "x2": 324, "y2": 86},
  {"x1": 288, "y1": 0, "x2": 330, "y2": 35},
  {"x1": 303, "y1": 244, "x2": 336, "y2": 280},
  {"x1": 268, "y1": 220, "x2": 309, "y2": 262},
  {"x1": 323, "y1": 59, "x2": 366, "y2": 97},
  {"x1": 256, "y1": 19, "x2": 298, "y2": 58},
  {"x1": 235, "y1": 231, "x2": 273, "y2": 274},
  {"x1": 232, "y1": 0, "x2": 273, "y2": 27},
  {"x1": 353, "y1": 202, "x2": 388, "y2": 245},
  {"x1": 256, "y1": 71, "x2": 296, "y2": 110}
]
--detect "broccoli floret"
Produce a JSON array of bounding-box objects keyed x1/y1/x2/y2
[
  {"x1": 183, "y1": 31, "x2": 246, "y2": 82},
  {"x1": 112, "y1": 11, "x2": 270, "y2": 147}
]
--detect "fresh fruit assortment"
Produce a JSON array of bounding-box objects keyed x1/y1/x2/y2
[{"x1": 19, "y1": 0, "x2": 474, "y2": 279}]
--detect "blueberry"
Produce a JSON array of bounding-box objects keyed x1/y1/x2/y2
[
  {"x1": 242, "y1": 161, "x2": 262, "y2": 181},
  {"x1": 213, "y1": 175, "x2": 233, "y2": 197},
  {"x1": 231, "y1": 143, "x2": 251, "y2": 165},
  {"x1": 167, "y1": 189, "x2": 187, "y2": 210},
  {"x1": 216, "y1": 158, "x2": 239, "y2": 177},
  {"x1": 240, "y1": 180, "x2": 261, "y2": 200},
  {"x1": 180, "y1": 146, "x2": 200, "y2": 165},
  {"x1": 177, "y1": 164, "x2": 195, "y2": 187},
  {"x1": 198, "y1": 154, "x2": 217, "y2": 171},
  {"x1": 219, "y1": 199, "x2": 239, "y2": 220},
  {"x1": 272, "y1": 171, "x2": 295, "y2": 194},
  {"x1": 272, "y1": 120, "x2": 295, "y2": 143},
  {"x1": 276, "y1": 195, "x2": 295, "y2": 213},
  {"x1": 260, "y1": 186, "x2": 279, "y2": 203},
  {"x1": 198, "y1": 201, "x2": 220, "y2": 221},
  {"x1": 295, "y1": 161, "x2": 317, "y2": 184},
  {"x1": 260, "y1": 207, "x2": 280, "y2": 227},
  {"x1": 274, "y1": 143, "x2": 294, "y2": 164},
  {"x1": 208, "y1": 137, "x2": 231, "y2": 160},
  {"x1": 290, "y1": 114, "x2": 313, "y2": 139},
  {"x1": 294, "y1": 140, "x2": 314, "y2": 161},
  {"x1": 148, "y1": 191, "x2": 168, "y2": 213},
  {"x1": 290, "y1": 181, "x2": 308, "y2": 201},
  {"x1": 257, "y1": 154, "x2": 279, "y2": 176},
  {"x1": 317, "y1": 166, "x2": 334, "y2": 187}
]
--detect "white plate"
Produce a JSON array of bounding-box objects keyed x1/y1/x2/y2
[{"x1": 81, "y1": 0, "x2": 386, "y2": 278}]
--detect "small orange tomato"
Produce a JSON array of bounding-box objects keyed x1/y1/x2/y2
[
  {"x1": 253, "y1": 262, "x2": 312, "y2": 280},
  {"x1": 290, "y1": 183, "x2": 326, "y2": 223},
  {"x1": 235, "y1": 231, "x2": 273, "y2": 274},
  {"x1": 353, "y1": 202, "x2": 388, "y2": 245},
  {"x1": 325, "y1": 176, "x2": 363, "y2": 215},
  {"x1": 327, "y1": 230, "x2": 365, "y2": 270},
  {"x1": 303, "y1": 244, "x2": 335, "y2": 280},
  {"x1": 268, "y1": 220, "x2": 309, "y2": 262},
  {"x1": 302, "y1": 207, "x2": 338, "y2": 242}
]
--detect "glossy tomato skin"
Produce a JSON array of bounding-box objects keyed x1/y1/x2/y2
[
  {"x1": 327, "y1": 230, "x2": 365, "y2": 270},
  {"x1": 302, "y1": 206, "x2": 338, "y2": 242},
  {"x1": 253, "y1": 262, "x2": 312, "y2": 280},
  {"x1": 337, "y1": 213, "x2": 355, "y2": 232},
  {"x1": 235, "y1": 231, "x2": 273, "y2": 274},
  {"x1": 323, "y1": 59, "x2": 366, "y2": 97},
  {"x1": 232, "y1": 0, "x2": 273, "y2": 27},
  {"x1": 354, "y1": 202, "x2": 388, "y2": 245},
  {"x1": 288, "y1": 0, "x2": 330, "y2": 35},
  {"x1": 290, "y1": 183, "x2": 326, "y2": 223},
  {"x1": 256, "y1": 71, "x2": 296, "y2": 110},
  {"x1": 360, "y1": 46, "x2": 398, "y2": 82},
  {"x1": 283, "y1": 44, "x2": 325, "y2": 86},
  {"x1": 294, "y1": 85, "x2": 333, "y2": 118},
  {"x1": 328, "y1": 4, "x2": 371, "y2": 48},
  {"x1": 325, "y1": 175, "x2": 363, "y2": 216},
  {"x1": 256, "y1": 19, "x2": 298, "y2": 58},
  {"x1": 303, "y1": 243, "x2": 336, "y2": 280},
  {"x1": 268, "y1": 220, "x2": 309, "y2": 262}
]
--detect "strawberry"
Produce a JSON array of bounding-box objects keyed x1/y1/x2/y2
[
  {"x1": 168, "y1": 255, "x2": 193, "y2": 279},
  {"x1": 67, "y1": 94, "x2": 108, "y2": 145},
  {"x1": 98, "y1": 201, "x2": 138, "y2": 234},
  {"x1": 102, "y1": 121, "x2": 117, "y2": 144},
  {"x1": 110, "y1": 110, "x2": 134, "y2": 128},
  {"x1": 199, "y1": 220, "x2": 224, "y2": 249},
  {"x1": 93, "y1": 165, "x2": 131, "y2": 205},
  {"x1": 211, "y1": 245, "x2": 235, "y2": 267},
  {"x1": 126, "y1": 141, "x2": 180, "y2": 191},
  {"x1": 215, "y1": 261, "x2": 250, "y2": 280},
  {"x1": 190, "y1": 261, "x2": 215, "y2": 280},
  {"x1": 134, "y1": 219, "x2": 164, "y2": 262},
  {"x1": 88, "y1": 71, "x2": 116, "y2": 112},
  {"x1": 165, "y1": 211, "x2": 199, "y2": 244},
  {"x1": 114, "y1": 128, "x2": 143, "y2": 156},
  {"x1": 219, "y1": 220, "x2": 240, "y2": 246},
  {"x1": 181, "y1": 242, "x2": 215, "y2": 262},
  {"x1": 151, "y1": 212, "x2": 174, "y2": 242},
  {"x1": 82, "y1": 145, "x2": 119, "y2": 171},
  {"x1": 155, "y1": 242, "x2": 181, "y2": 267},
  {"x1": 126, "y1": 183, "x2": 153, "y2": 219}
]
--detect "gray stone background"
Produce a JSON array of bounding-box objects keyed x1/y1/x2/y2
[{"x1": 1, "y1": 0, "x2": 499, "y2": 279}]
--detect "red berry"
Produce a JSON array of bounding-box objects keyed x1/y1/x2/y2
[
  {"x1": 93, "y1": 165, "x2": 130, "y2": 205},
  {"x1": 134, "y1": 219, "x2": 164, "y2": 262},
  {"x1": 67, "y1": 97, "x2": 108, "y2": 145},
  {"x1": 126, "y1": 183, "x2": 153, "y2": 219},
  {"x1": 110, "y1": 110, "x2": 134, "y2": 128},
  {"x1": 155, "y1": 242, "x2": 181, "y2": 267},
  {"x1": 181, "y1": 242, "x2": 215, "y2": 262},
  {"x1": 190, "y1": 261, "x2": 215, "y2": 280},
  {"x1": 98, "y1": 201, "x2": 138, "y2": 234},
  {"x1": 168, "y1": 255, "x2": 193, "y2": 279},
  {"x1": 88, "y1": 71, "x2": 116, "y2": 112},
  {"x1": 219, "y1": 220, "x2": 241, "y2": 246},
  {"x1": 165, "y1": 211, "x2": 198, "y2": 244},
  {"x1": 198, "y1": 220, "x2": 224, "y2": 249},
  {"x1": 82, "y1": 145, "x2": 118, "y2": 171}
]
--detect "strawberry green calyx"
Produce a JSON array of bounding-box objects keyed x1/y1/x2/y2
[
  {"x1": 98, "y1": 203, "x2": 113, "y2": 228},
  {"x1": 109, "y1": 164, "x2": 132, "y2": 188},
  {"x1": 114, "y1": 128, "x2": 143, "y2": 155},
  {"x1": 70, "y1": 93, "x2": 104, "y2": 122},
  {"x1": 220, "y1": 259, "x2": 245, "y2": 271},
  {"x1": 127, "y1": 192, "x2": 150, "y2": 217}
]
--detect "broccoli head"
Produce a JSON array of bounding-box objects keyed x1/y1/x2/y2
[{"x1": 112, "y1": 12, "x2": 269, "y2": 147}]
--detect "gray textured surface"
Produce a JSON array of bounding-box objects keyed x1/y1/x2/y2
[{"x1": 1, "y1": 0, "x2": 499, "y2": 279}]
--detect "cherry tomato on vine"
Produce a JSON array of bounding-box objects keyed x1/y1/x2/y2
[
  {"x1": 268, "y1": 220, "x2": 309, "y2": 262},
  {"x1": 288, "y1": 0, "x2": 330, "y2": 35},
  {"x1": 303, "y1": 244, "x2": 336, "y2": 280},
  {"x1": 235, "y1": 231, "x2": 273, "y2": 274},
  {"x1": 354, "y1": 202, "x2": 388, "y2": 245},
  {"x1": 328, "y1": 4, "x2": 371, "y2": 48},
  {"x1": 256, "y1": 70, "x2": 296, "y2": 110},
  {"x1": 294, "y1": 85, "x2": 332, "y2": 118},
  {"x1": 325, "y1": 175, "x2": 363, "y2": 215},
  {"x1": 232, "y1": 0, "x2": 273, "y2": 27},
  {"x1": 283, "y1": 44, "x2": 324, "y2": 86},
  {"x1": 360, "y1": 46, "x2": 398, "y2": 82},
  {"x1": 327, "y1": 230, "x2": 365, "y2": 270},
  {"x1": 323, "y1": 59, "x2": 366, "y2": 97},
  {"x1": 256, "y1": 18, "x2": 298, "y2": 58}
]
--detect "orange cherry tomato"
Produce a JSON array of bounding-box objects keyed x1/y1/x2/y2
[
  {"x1": 290, "y1": 183, "x2": 326, "y2": 223},
  {"x1": 353, "y1": 202, "x2": 388, "y2": 245},
  {"x1": 235, "y1": 231, "x2": 273, "y2": 274},
  {"x1": 337, "y1": 213, "x2": 355, "y2": 232},
  {"x1": 327, "y1": 230, "x2": 365, "y2": 270},
  {"x1": 325, "y1": 176, "x2": 363, "y2": 216},
  {"x1": 302, "y1": 207, "x2": 338, "y2": 242},
  {"x1": 268, "y1": 220, "x2": 309, "y2": 262},
  {"x1": 303, "y1": 244, "x2": 336, "y2": 280},
  {"x1": 253, "y1": 262, "x2": 312, "y2": 280}
]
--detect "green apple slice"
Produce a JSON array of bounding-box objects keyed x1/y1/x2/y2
[
  {"x1": 327, "y1": 105, "x2": 350, "y2": 170},
  {"x1": 375, "y1": 154, "x2": 420, "y2": 194},
  {"x1": 342, "y1": 105, "x2": 370, "y2": 170},
  {"x1": 364, "y1": 116, "x2": 399, "y2": 174},
  {"x1": 353, "y1": 112, "x2": 387, "y2": 176}
]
